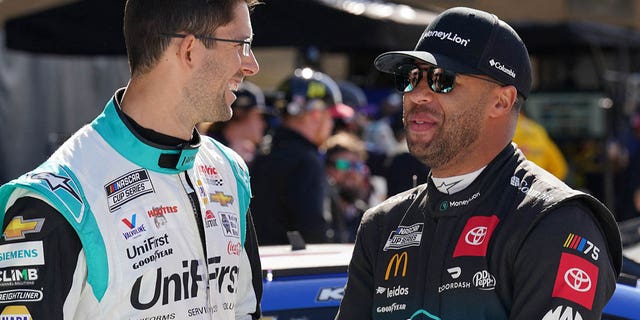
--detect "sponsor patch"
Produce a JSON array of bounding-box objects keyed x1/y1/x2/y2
[
  {"x1": 510, "y1": 176, "x2": 553, "y2": 201},
  {"x1": 542, "y1": 305, "x2": 583, "y2": 320},
  {"x1": 219, "y1": 213, "x2": 239, "y2": 238},
  {"x1": 424, "y1": 30, "x2": 471, "y2": 47},
  {"x1": 105, "y1": 169, "x2": 155, "y2": 212},
  {"x1": 147, "y1": 205, "x2": 179, "y2": 218},
  {"x1": 552, "y1": 253, "x2": 598, "y2": 310},
  {"x1": 205, "y1": 210, "x2": 219, "y2": 228},
  {"x1": 376, "y1": 303, "x2": 407, "y2": 314},
  {"x1": 0, "y1": 305, "x2": 32, "y2": 319},
  {"x1": 563, "y1": 233, "x2": 599, "y2": 261},
  {"x1": 197, "y1": 165, "x2": 224, "y2": 186},
  {"x1": 489, "y1": 59, "x2": 516, "y2": 78},
  {"x1": 121, "y1": 213, "x2": 148, "y2": 240},
  {"x1": 2, "y1": 217, "x2": 44, "y2": 241},
  {"x1": 383, "y1": 223, "x2": 423, "y2": 251},
  {"x1": 0, "y1": 289, "x2": 43, "y2": 304},
  {"x1": 0, "y1": 241, "x2": 44, "y2": 269},
  {"x1": 210, "y1": 192, "x2": 234, "y2": 207},
  {"x1": 384, "y1": 252, "x2": 408, "y2": 280},
  {"x1": 0, "y1": 268, "x2": 39, "y2": 287},
  {"x1": 472, "y1": 270, "x2": 496, "y2": 290},
  {"x1": 453, "y1": 215, "x2": 499, "y2": 257}
]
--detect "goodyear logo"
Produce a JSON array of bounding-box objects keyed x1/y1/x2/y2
[
  {"x1": 385, "y1": 251, "x2": 408, "y2": 280},
  {"x1": 3, "y1": 217, "x2": 44, "y2": 241}
]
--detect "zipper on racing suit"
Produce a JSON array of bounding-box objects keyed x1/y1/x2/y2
[{"x1": 179, "y1": 171, "x2": 213, "y2": 310}]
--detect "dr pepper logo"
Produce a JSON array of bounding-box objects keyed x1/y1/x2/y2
[
  {"x1": 552, "y1": 252, "x2": 599, "y2": 310},
  {"x1": 453, "y1": 215, "x2": 499, "y2": 258}
]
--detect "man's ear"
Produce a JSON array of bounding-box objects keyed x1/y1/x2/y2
[
  {"x1": 489, "y1": 85, "x2": 517, "y2": 118},
  {"x1": 177, "y1": 34, "x2": 198, "y2": 67}
]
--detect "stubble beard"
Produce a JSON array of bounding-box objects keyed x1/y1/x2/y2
[
  {"x1": 185, "y1": 58, "x2": 233, "y2": 124},
  {"x1": 406, "y1": 99, "x2": 484, "y2": 170}
]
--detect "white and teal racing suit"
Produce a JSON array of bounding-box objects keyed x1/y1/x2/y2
[{"x1": 0, "y1": 89, "x2": 262, "y2": 319}]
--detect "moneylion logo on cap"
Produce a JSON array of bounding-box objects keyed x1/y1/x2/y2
[
  {"x1": 425, "y1": 30, "x2": 471, "y2": 47},
  {"x1": 489, "y1": 59, "x2": 516, "y2": 78}
]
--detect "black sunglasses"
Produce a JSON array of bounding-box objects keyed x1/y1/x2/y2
[{"x1": 394, "y1": 64, "x2": 503, "y2": 94}]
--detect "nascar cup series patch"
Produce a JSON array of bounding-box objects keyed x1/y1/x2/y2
[{"x1": 383, "y1": 223, "x2": 424, "y2": 251}]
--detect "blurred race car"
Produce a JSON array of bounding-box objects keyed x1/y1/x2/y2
[{"x1": 259, "y1": 243, "x2": 640, "y2": 320}]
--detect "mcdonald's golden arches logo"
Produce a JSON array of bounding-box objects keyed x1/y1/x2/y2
[{"x1": 385, "y1": 251, "x2": 408, "y2": 280}]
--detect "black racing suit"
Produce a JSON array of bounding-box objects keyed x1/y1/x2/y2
[{"x1": 336, "y1": 144, "x2": 622, "y2": 320}]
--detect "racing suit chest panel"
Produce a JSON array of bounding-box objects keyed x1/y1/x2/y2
[
  {"x1": 55, "y1": 128, "x2": 244, "y2": 319},
  {"x1": 371, "y1": 189, "x2": 511, "y2": 319}
]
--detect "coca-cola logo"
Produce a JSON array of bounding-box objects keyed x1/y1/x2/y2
[{"x1": 227, "y1": 241, "x2": 241, "y2": 256}]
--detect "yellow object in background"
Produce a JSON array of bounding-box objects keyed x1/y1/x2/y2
[{"x1": 513, "y1": 113, "x2": 569, "y2": 180}]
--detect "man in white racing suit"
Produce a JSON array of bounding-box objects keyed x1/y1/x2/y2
[{"x1": 0, "y1": 0, "x2": 263, "y2": 319}]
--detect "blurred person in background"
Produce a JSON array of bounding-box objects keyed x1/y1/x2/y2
[
  {"x1": 0, "y1": 0, "x2": 263, "y2": 319},
  {"x1": 250, "y1": 68, "x2": 336, "y2": 245},
  {"x1": 323, "y1": 131, "x2": 370, "y2": 243},
  {"x1": 617, "y1": 108, "x2": 640, "y2": 220},
  {"x1": 513, "y1": 110, "x2": 568, "y2": 180},
  {"x1": 200, "y1": 81, "x2": 269, "y2": 165},
  {"x1": 362, "y1": 92, "x2": 401, "y2": 178}
]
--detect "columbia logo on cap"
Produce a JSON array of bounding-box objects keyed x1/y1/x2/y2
[{"x1": 489, "y1": 59, "x2": 516, "y2": 79}]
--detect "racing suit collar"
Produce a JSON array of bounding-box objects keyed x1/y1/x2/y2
[
  {"x1": 91, "y1": 88, "x2": 201, "y2": 174},
  {"x1": 426, "y1": 143, "x2": 519, "y2": 217}
]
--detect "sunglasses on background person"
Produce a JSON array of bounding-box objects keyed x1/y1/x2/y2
[
  {"x1": 330, "y1": 159, "x2": 366, "y2": 173},
  {"x1": 394, "y1": 64, "x2": 504, "y2": 94}
]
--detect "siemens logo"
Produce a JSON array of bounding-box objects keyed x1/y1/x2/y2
[{"x1": 0, "y1": 241, "x2": 44, "y2": 268}]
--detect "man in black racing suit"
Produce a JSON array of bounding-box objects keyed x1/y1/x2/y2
[{"x1": 336, "y1": 7, "x2": 622, "y2": 320}]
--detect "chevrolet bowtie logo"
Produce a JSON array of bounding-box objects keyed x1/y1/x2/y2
[
  {"x1": 209, "y1": 192, "x2": 234, "y2": 206},
  {"x1": 3, "y1": 216, "x2": 45, "y2": 241}
]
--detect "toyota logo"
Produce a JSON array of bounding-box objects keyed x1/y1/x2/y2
[
  {"x1": 465, "y1": 226, "x2": 487, "y2": 245},
  {"x1": 564, "y1": 268, "x2": 591, "y2": 292}
]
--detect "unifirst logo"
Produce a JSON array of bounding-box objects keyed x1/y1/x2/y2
[
  {"x1": 425, "y1": 30, "x2": 470, "y2": 47},
  {"x1": 489, "y1": 59, "x2": 516, "y2": 78}
]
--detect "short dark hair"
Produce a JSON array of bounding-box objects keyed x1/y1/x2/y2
[{"x1": 124, "y1": 0, "x2": 260, "y2": 77}]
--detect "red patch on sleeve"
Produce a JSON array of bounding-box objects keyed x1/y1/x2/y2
[
  {"x1": 552, "y1": 252, "x2": 599, "y2": 310},
  {"x1": 452, "y1": 215, "x2": 499, "y2": 258}
]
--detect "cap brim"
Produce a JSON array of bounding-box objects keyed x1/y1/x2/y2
[{"x1": 374, "y1": 51, "x2": 479, "y2": 75}]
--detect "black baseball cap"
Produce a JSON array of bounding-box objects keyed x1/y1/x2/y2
[{"x1": 374, "y1": 7, "x2": 532, "y2": 99}]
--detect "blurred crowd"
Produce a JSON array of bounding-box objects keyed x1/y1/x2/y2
[{"x1": 199, "y1": 66, "x2": 640, "y2": 246}]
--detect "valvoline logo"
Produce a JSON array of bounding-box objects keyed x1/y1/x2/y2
[{"x1": 121, "y1": 214, "x2": 147, "y2": 240}]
